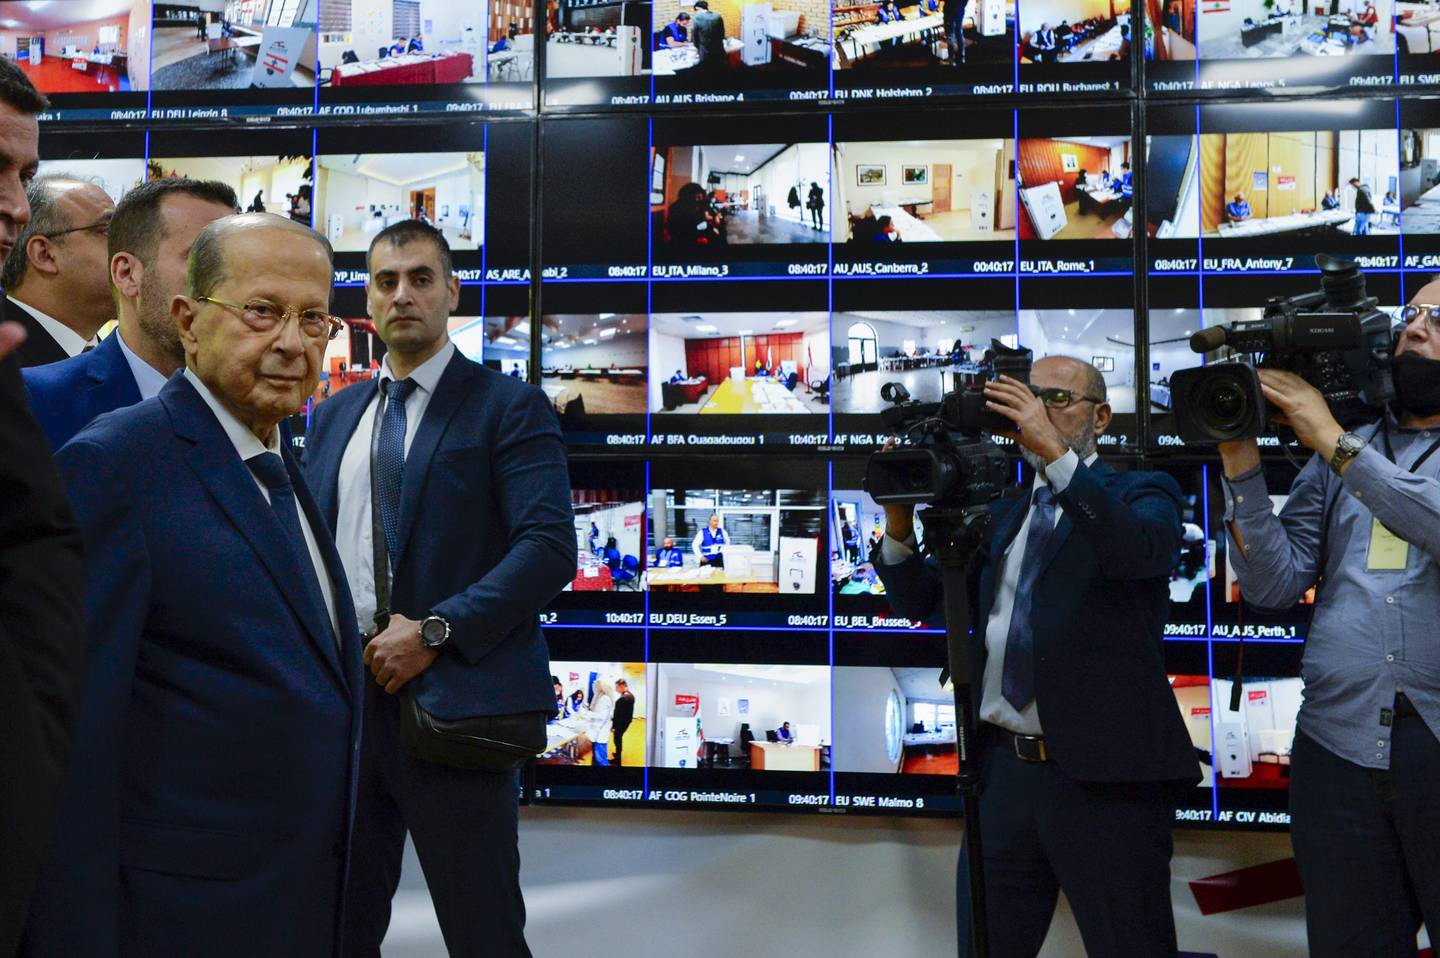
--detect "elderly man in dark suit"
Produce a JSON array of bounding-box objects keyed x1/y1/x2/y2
[
  {"x1": 23, "y1": 177, "x2": 238, "y2": 450},
  {"x1": 304, "y1": 220, "x2": 574, "y2": 957},
  {"x1": 874, "y1": 356, "x2": 1199, "y2": 958},
  {"x1": 23, "y1": 214, "x2": 364, "y2": 958}
]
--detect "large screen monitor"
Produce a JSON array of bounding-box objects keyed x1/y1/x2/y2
[
  {"x1": 2, "y1": 0, "x2": 150, "y2": 120},
  {"x1": 149, "y1": 0, "x2": 319, "y2": 119}
]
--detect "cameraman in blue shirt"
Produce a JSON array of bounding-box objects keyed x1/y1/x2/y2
[{"x1": 1217, "y1": 285, "x2": 1440, "y2": 957}]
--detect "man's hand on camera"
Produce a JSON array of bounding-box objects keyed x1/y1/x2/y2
[
  {"x1": 984, "y1": 376, "x2": 1068, "y2": 463},
  {"x1": 1216, "y1": 438, "x2": 1262, "y2": 479},
  {"x1": 878, "y1": 436, "x2": 915, "y2": 543},
  {"x1": 1258, "y1": 369, "x2": 1343, "y2": 458}
]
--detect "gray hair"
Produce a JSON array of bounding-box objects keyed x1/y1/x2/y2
[
  {"x1": 187, "y1": 212, "x2": 334, "y2": 299},
  {"x1": 1, "y1": 175, "x2": 86, "y2": 291}
]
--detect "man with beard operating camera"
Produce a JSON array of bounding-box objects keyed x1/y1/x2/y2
[
  {"x1": 873, "y1": 356, "x2": 1198, "y2": 958},
  {"x1": 1216, "y1": 283, "x2": 1440, "y2": 958}
]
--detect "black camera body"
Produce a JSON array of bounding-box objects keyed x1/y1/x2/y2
[
  {"x1": 865, "y1": 340, "x2": 1030, "y2": 508},
  {"x1": 1170, "y1": 255, "x2": 1396, "y2": 444}
]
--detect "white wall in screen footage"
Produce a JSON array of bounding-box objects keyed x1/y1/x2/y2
[
  {"x1": 831, "y1": 667, "x2": 950, "y2": 775},
  {"x1": 1197, "y1": 0, "x2": 1391, "y2": 44},
  {"x1": 546, "y1": 327, "x2": 648, "y2": 370},
  {"x1": 833, "y1": 140, "x2": 1017, "y2": 231},
  {"x1": 153, "y1": 156, "x2": 311, "y2": 219},
  {"x1": 315, "y1": 153, "x2": 484, "y2": 252},
  {"x1": 672, "y1": 143, "x2": 830, "y2": 232},
  {"x1": 1017, "y1": 309, "x2": 1138, "y2": 413},
  {"x1": 316, "y1": 0, "x2": 485, "y2": 69},
  {"x1": 574, "y1": 500, "x2": 646, "y2": 562},
  {"x1": 36, "y1": 159, "x2": 148, "y2": 204},
  {"x1": 1020, "y1": 0, "x2": 1130, "y2": 32},
  {"x1": 648, "y1": 663, "x2": 832, "y2": 767}
]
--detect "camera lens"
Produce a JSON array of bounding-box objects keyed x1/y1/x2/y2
[{"x1": 1196, "y1": 375, "x2": 1252, "y2": 436}]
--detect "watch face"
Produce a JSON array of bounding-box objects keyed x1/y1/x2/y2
[{"x1": 422, "y1": 619, "x2": 446, "y2": 645}]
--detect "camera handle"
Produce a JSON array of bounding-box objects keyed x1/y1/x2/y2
[{"x1": 920, "y1": 503, "x2": 995, "y2": 958}]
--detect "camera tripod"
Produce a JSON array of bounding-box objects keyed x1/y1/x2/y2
[{"x1": 919, "y1": 502, "x2": 996, "y2": 958}]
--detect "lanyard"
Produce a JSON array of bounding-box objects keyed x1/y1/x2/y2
[{"x1": 1378, "y1": 418, "x2": 1440, "y2": 475}]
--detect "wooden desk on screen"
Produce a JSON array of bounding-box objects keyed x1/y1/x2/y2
[{"x1": 750, "y1": 742, "x2": 821, "y2": 771}]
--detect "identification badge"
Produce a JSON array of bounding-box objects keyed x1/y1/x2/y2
[{"x1": 1367, "y1": 518, "x2": 1409, "y2": 571}]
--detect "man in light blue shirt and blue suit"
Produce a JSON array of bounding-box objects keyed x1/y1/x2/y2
[{"x1": 1218, "y1": 285, "x2": 1440, "y2": 957}]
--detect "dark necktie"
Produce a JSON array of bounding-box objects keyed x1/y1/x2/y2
[
  {"x1": 245, "y1": 451, "x2": 336, "y2": 647},
  {"x1": 374, "y1": 378, "x2": 416, "y2": 561},
  {"x1": 81, "y1": 343, "x2": 95, "y2": 353},
  {"x1": 1000, "y1": 485, "x2": 1059, "y2": 712}
]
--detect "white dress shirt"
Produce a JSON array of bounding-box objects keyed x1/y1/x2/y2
[
  {"x1": 335, "y1": 342, "x2": 455, "y2": 634},
  {"x1": 8, "y1": 296, "x2": 98, "y2": 357},
  {"x1": 182, "y1": 369, "x2": 341, "y2": 646},
  {"x1": 115, "y1": 327, "x2": 170, "y2": 400},
  {"x1": 881, "y1": 448, "x2": 1099, "y2": 735}
]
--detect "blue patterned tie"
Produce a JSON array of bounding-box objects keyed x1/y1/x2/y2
[
  {"x1": 246, "y1": 452, "x2": 335, "y2": 647},
  {"x1": 375, "y1": 378, "x2": 416, "y2": 561},
  {"x1": 1001, "y1": 485, "x2": 1058, "y2": 712}
]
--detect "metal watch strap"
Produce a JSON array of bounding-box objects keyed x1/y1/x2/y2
[
  {"x1": 1330, "y1": 432, "x2": 1363, "y2": 473},
  {"x1": 368, "y1": 385, "x2": 392, "y2": 639}
]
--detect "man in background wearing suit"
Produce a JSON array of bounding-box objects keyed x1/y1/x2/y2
[
  {"x1": 3, "y1": 177, "x2": 115, "y2": 367},
  {"x1": 305, "y1": 220, "x2": 574, "y2": 957},
  {"x1": 874, "y1": 357, "x2": 1198, "y2": 958},
  {"x1": 0, "y1": 61, "x2": 88, "y2": 958},
  {"x1": 612, "y1": 678, "x2": 636, "y2": 765},
  {"x1": 23, "y1": 177, "x2": 238, "y2": 450},
  {"x1": 23, "y1": 214, "x2": 363, "y2": 958}
]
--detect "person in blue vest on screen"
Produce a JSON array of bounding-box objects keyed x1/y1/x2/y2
[
  {"x1": 693, "y1": 514, "x2": 729, "y2": 568},
  {"x1": 588, "y1": 521, "x2": 602, "y2": 555},
  {"x1": 656, "y1": 536, "x2": 685, "y2": 567},
  {"x1": 388, "y1": 38, "x2": 407, "y2": 56},
  {"x1": 776, "y1": 721, "x2": 794, "y2": 742},
  {"x1": 1226, "y1": 191, "x2": 1252, "y2": 223},
  {"x1": 1118, "y1": 162, "x2": 1134, "y2": 211},
  {"x1": 655, "y1": 11, "x2": 691, "y2": 48},
  {"x1": 1321, "y1": 188, "x2": 1341, "y2": 211},
  {"x1": 670, "y1": 369, "x2": 686, "y2": 383},
  {"x1": 407, "y1": 35, "x2": 424, "y2": 53},
  {"x1": 602, "y1": 536, "x2": 623, "y2": 571}
]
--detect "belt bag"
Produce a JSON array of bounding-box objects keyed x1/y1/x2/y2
[
  {"x1": 399, "y1": 690, "x2": 549, "y2": 772},
  {"x1": 368, "y1": 386, "x2": 548, "y2": 773}
]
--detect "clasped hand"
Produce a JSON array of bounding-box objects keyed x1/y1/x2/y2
[{"x1": 363, "y1": 613, "x2": 439, "y2": 695}]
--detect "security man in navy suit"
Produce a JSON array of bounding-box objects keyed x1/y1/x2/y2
[
  {"x1": 22, "y1": 214, "x2": 364, "y2": 958},
  {"x1": 873, "y1": 356, "x2": 1199, "y2": 958},
  {"x1": 23, "y1": 177, "x2": 238, "y2": 450},
  {"x1": 304, "y1": 220, "x2": 574, "y2": 957}
]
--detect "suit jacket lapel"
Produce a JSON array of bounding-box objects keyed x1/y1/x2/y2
[
  {"x1": 393, "y1": 353, "x2": 476, "y2": 571},
  {"x1": 287, "y1": 447, "x2": 358, "y2": 696},
  {"x1": 164, "y1": 377, "x2": 347, "y2": 690},
  {"x1": 1034, "y1": 459, "x2": 1112, "y2": 577},
  {"x1": 85, "y1": 335, "x2": 142, "y2": 422}
]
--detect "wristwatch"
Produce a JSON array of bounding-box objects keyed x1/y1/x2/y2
[
  {"x1": 1329, "y1": 432, "x2": 1367, "y2": 473},
  {"x1": 419, "y1": 614, "x2": 451, "y2": 649}
]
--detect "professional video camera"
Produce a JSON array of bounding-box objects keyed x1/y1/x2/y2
[
  {"x1": 1169, "y1": 255, "x2": 1397, "y2": 444},
  {"x1": 863, "y1": 340, "x2": 1031, "y2": 508}
]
